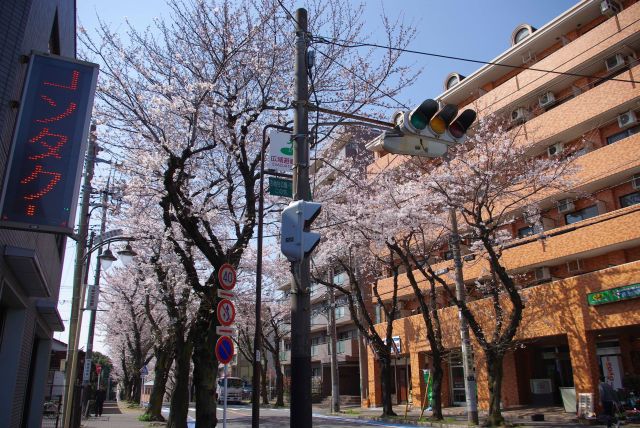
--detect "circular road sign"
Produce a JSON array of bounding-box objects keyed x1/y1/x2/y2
[
  {"x1": 215, "y1": 336, "x2": 235, "y2": 365},
  {"x1": 217, "y1": 263, "x2": 236, "y2": 290},
  {"x1": 217, "y1": 299, "x2": 236, "y2": 326}
]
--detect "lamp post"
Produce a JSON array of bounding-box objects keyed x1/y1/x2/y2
[{"x1": 67, "y1": 236, "x2": 136, "y2": 426}]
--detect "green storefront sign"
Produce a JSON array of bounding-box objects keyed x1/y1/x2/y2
[
  {"x1": 587, "y1": 283, "x2": 640, "y2": 306},
  {"x1": 268, "y1": 177, "x2": 292, "y2": 197}
]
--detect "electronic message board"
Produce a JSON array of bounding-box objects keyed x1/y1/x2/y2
[{"x1": 0, "y1": 53, "x2": 99, "y2": 234}]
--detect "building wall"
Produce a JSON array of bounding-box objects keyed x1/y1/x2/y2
[{"x1": 0, "y1": 0, "x2": 76, "y2": 426}]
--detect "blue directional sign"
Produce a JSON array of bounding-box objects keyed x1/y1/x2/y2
[{"x1": 215, "y1": 336, "x2": 234, "y2": 365}]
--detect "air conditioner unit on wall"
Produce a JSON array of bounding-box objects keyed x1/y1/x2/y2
[
  {"x1": 534, "y1": 267, "x2": 551, "y2": 282},
  {"x1": 633, "y1": 174, "x2": 640, "y2": 190},
  {"x1": 547, "y1": 142, "x2": 564, "y2": 157},
  {"x1": 605, "y1": 53, "x2": 625, "y2": 72},
  {"x1": 557, "y1": 199, "x2": 575, "y2": 213},
  {"x1": 618, "y1": 110, "x2": 638, "y2": 128},
  {"x1": 538, "y1": 92, "x2": 556, "y2": 108},
  {"x1": 511, "y1": 107, "x2": 527, "y2": 124},
  {"x1": 600, "y1": 0, "x2": 622, "y2": 17}
]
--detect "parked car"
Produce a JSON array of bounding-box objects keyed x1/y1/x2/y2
[{"x1": 216, "y1": 377, "x2": 244, "y2": 404}]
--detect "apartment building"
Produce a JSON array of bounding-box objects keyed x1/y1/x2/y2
[{"x1": 365, "y1": 0, "x2": 640, "y2": 412}]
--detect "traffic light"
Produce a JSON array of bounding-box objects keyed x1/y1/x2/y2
[
  {"x1": 365, "y1": 99, "x2": 477, "y2": 157},
  {"x1": 281, "y1": 200, "x2": 322, "y2": 262}
]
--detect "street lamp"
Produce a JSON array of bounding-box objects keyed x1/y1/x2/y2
[
  {"x1": 117, "y1": 243, "x2": 137, "y2": 266},
  {"x1": 98, "y1": 248, "x2": 117, "y2": 270},
  {"x1": 65, "y1": 236, "x2": 137, "y2": 428}
]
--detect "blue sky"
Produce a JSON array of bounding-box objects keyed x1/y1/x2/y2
[{"x1": 62, "y1": 0, "x2": 580, "y2": 352}]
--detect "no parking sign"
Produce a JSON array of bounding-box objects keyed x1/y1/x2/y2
[{"x1": 215, "y1": 336, "x2": 234, "y2": 365}]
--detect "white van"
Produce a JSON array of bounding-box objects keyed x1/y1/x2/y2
[{"x1": 216, "y1": 377, "x2": 244, "y2": 404}]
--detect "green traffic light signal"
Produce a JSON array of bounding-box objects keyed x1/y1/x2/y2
[{"x1": 408, "y1": 99, "x2": 439, "y2": 130}]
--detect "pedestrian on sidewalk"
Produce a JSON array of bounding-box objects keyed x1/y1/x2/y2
[
  {"x1": 599, "y1": 377, "x2": 619, "y2": 428},
  {"x1": 95, "y1": 388, "x2": 106, "y2": 417}
]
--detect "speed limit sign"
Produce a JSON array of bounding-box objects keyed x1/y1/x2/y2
[{"x1": 218, "y1": 263, "x2": 236, "y2": 290}]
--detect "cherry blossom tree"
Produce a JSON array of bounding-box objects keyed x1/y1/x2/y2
[
  {"x1": 81, "y1": 0, "x2": 417, "y2": 425},
  {"x1": 397, "y1": 114, "x2": 577, "y2": 425}
]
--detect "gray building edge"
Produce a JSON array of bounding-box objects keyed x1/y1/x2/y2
[{"x1": 0, "y1": 0, "x2": 75, "y2": 426}]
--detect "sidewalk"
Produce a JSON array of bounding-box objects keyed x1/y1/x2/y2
[
  {"x1": 315, "y1": 403, "x2": 640, "y2": 427},
  {"x1": 81, "y1": 401, "x2": 148, "y2": 428}
]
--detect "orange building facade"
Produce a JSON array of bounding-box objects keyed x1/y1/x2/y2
[{"x1": 365, "y1": 0, "x2": 640, "y2": 413}]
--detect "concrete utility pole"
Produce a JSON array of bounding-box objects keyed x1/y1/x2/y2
[
  {"x1": 449, "y1": 208, "x2": 479, "y2": 425},
  {"x1": 290, "y1": 7, "x2": 312, "y2": 427},
  {"x1": 328, "y1": 274, "x2": 340, "y2": 413},
  {"x1": 63, "y1": 133, "x2": 97, "y2": 428},
  {"x1": 81, "y1": 182, "x2": 109, "y2": 412}
]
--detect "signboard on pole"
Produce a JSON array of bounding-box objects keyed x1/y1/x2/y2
[
  {"x1": 217, "y1": 264, "x2": 236, "y2": 290},
  {"x1": 95, "y1": 228, "x2": 123, "y2": 246},
  {"x1": 268, "y1": 177, "x2": 293, "y2": 198},
  {"x1": 267, "y1": 131, "x2": 294, "y2": 173},
  {"x1": 217, "y1": 299, "x2": 236, "y2": 326},
  {"x1": 95, "y1": 364, "x2": 102, "y2": 375},
  {"x1": 86, "y1": 284, "x2": 100, "y2": 310},
  {"x1": 215, "y1": 336, "x2": 235, "y2": 365},
  {"x1": 83, "y1": 358, "x2": 92, "y2": 382},
  {"x1": 0, "y1": 53, "x2": 99, "y2": 235}
]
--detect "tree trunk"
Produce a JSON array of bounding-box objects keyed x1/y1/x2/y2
[
  {"x1": 260, "y1": 352, "x2": 269, "y2": 405},
  {"x1": 145, "y1": 344, "x2": 172, "y2": 421},
  {"x1": 430, "y1": 352, "x2": 444, "y2": 420},
  {"x1": 132, "y1": 373, "x2": 142, "y2": 404},
  {"x1": 167, "y1": 340, "x2": 193, "y2": 428},
  {"x1": 485, "y1": 350, "x2": 505, "y2": 427},
  {"x1": 192, "y1": 308, "x2": 218, "y2": 428},
  {"x1": 379, "y1": 354, "x2": 397, "y2": 417},
  {"x1": 274, "y1": 348, "x2": 284, "y2": 407}
]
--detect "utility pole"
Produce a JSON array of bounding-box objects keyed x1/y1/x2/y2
[
  {"x1": 328, "y1": 272, "x2": 339, "y2": 413},
  {"x1": 63, "y1": 131, "x2": 97, "y2": 428},
  {"x1": 290, "y1": 7, "x2": 312, "y2": 427},
  {"x1": 81, "y1": 182, "x2": 109, "y2": 412},
  {"x1": 449, "y1": 208, "x2": 479, "y2": 425}
]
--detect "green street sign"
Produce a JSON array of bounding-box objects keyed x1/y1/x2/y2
[
  {"x1": 587, "y1": 283, "x2": 640, "y2": 306},
  {"x1": 268, "y1": 177, "x2": 292, "y2": 198}
]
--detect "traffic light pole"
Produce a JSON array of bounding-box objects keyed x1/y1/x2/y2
[
  {"x1": 290, "y1": 7, "x2": 312, "y2": 428},
  {"x1": 449, "y1": 208, "x2": 479, "y2": 425}
]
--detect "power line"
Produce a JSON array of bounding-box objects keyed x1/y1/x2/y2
[
  {"x1": 312, "y1": 35, "x2": 640, "y2": 85},
  {"x1": 313, "y1": 49, "x2": 409, "y2": 109},
  {"x1": 275, "y1": 0, "x2": 299, "y2": 27}
]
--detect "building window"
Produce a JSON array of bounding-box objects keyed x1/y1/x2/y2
[
  {"x1": 443, "y1": 250, "x2": 453, "y2": 261},
  {"x1": 565, "y1": 205, "x2": 599, "y2": 224},
  {"x1": 335, "y1": 305, "x2": 346, "y2": 319},
  {"x1": 620, "y1": 191, "x2": 640, "y2": 208},
  {"x1": 311, "y1": 367, "x2": 321, "y2": 378},
  {"x1": 333, "y1": 271, "x2": 346, "y2": 285},
  {"x1": 517, "y1": 226, "x2": 535, "y2": 238},
  {"x1": 606, "y1": 125, "x2": 640, "y2": 145},
  {"x1": 515, "y1": 28, "x2": 530, "y2": 43},
  {"x1": 511, "y1": 24, "x2": 536, "y2": 45},
  {"x1": 444, "y1": 72, "x2": 465, "y2": 90}
]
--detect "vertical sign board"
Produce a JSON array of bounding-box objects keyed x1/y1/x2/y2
[
  {"x1": 0, "y1": 53, "x2": 99, "y2": 235},
  {"x1": 267, "y1": 131, "x2": 294, "y2": 173}
]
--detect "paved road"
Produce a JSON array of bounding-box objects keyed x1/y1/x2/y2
[{"x1": 178, "y1": 404, "x2": 422, "y2": 427}]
